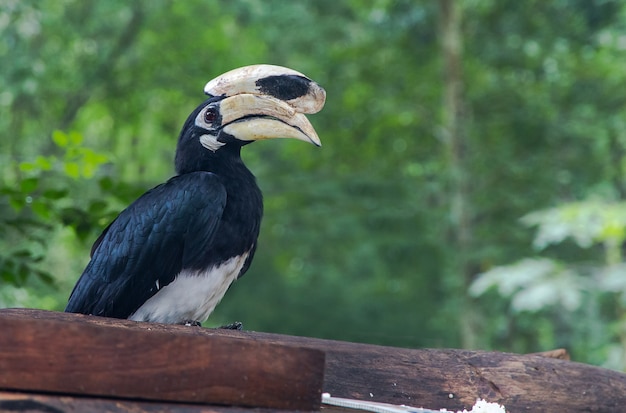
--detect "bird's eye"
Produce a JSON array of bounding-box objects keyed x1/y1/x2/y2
[{"x1": 204, "y1": 107, "x2": 218, "y2": 124}]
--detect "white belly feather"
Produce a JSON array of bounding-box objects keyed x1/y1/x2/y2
[{"x1": 129, "y1": 253, "x2": 249, "y2": 324}]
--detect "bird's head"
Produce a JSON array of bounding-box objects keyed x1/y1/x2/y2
[{"x1": 175, "y1": 65, "x2": 325, "y2": 174}]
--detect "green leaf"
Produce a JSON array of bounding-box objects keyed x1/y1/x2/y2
[
  {"x1": 83, "y1": 149, "x2": 109, "y2": 167},
  {"x1": 64, "y1": 162, "x2": 81, "y2": 179},
  {"x1": 18, "y1": 162, "x2": 35, "y2": 172},
  {"x1": 34, "y1": 156, "x2": 54, "y2": 170},
  {"x1": 42, "y1": 188, "x2": 68, "y2": 200},
  {"x1": 88, "y1": 200, "x2": 108, "y2": 215},
  {"x1": 8, "y1": 197, "x2": 24, "y2": 211},
  {"x1": 12, "y1": 250, "x2": 32, "y2": 258},
  {"x1": 99, "y1": 177, "x2": 114, "y2": 191},
  {"x1": 69, "y1": 131, "x2": 83, "y2": 146},
  {"x1": 34, "y1": 269, "x2": 55, "y2": 286},
  {"x1": 52, "y1": 130, "x2": 69, "y2": 148},
  {"x1": 17, "y1": 263, "x2": 29, "y2": 285},
  {"x1": 80, "y1": 163, "x2": 97, "y2": 178},
  {"x1": 31, "y1": 200, "x2": 51, "y2": 219},
  {"x1": 20, "y1": 177, "x2": 39, "y2": 193}
]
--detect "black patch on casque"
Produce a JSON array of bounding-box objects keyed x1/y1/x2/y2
[{"x1": 256, "y1": 75, "x2": 311, "y2": 101}]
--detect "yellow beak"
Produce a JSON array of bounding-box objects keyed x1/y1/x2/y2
[{"x1": 219, "y1": 94, "x2": 321, "y2": 146}]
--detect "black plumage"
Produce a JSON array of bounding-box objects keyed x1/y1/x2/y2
[
  {"x1": 65, "y1": 65, "x2": 324, "y2": 325},
  {"x1": 66, "y1": 98, "x2": 261, "y2": 323}
]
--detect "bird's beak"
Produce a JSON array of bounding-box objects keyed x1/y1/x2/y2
[{"x1": 218, "y1": 94, "x2": 321, "y2": 146}]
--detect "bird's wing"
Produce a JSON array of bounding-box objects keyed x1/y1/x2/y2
[{"x1": 65, "y1": 172, "x2": 227, "y2": 319}]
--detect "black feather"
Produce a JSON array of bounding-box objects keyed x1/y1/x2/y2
[
  {"x1": 65, "y1": 172, "x2": 227, "y2": 318},
  {"x1": 66, "y1": 97, "x2": 264, "y2": 322}
]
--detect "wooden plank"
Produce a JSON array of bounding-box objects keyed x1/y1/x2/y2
[
  {"x1": 0, "y1": 391, "x2": 262, "y2": 413},
  {"x1": 0, "y1": 390, "x2": 351, "y2": 413},
  {"x1": 0, "y1": 309, "x2": 324, "y2": 410},
  {"x1": 2, "y1": 309, "x2": 626, "y2": 412},
  {"x1": 214, "y1": 330, "x2": 626, "y2": 413}
]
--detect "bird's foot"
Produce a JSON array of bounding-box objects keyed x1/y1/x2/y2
[
  {"x1": 182, "y1": 320, "x2": 202, "y2": 327},
  {"x1": 219, "y1": 321, "x2": 243, "y2": 330}
]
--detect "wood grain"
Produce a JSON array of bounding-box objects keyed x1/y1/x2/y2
[
  {"x1": 1, "y1": 309, "x2": 625, "y2": 413},
  {"x1": 217, "y1": 330, "x2": 626, "y2": 413},
  {"x1": 0, "y1": 309, "x2": 324, "y2": 410},
  {"x1": 0, "y1": 391, "x2": 257, "y2": 413},
  {"x1": 0, "y1": 391, "x2": 352, "y2": 413}
]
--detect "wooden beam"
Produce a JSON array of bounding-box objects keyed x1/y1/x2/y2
[
  {"x1": 1, "y1": 309, "x2": 625, "y2": 412},
  {"x1": 0, "y1": 309, "x2": 324, "y2": 410},
  {"x1": 0, "y1": 391, "x2": 357, "y2": 413},
  {"x1": 218, "y1": 328, "x2": 626, "y2": 412},
  {"x1": 0, "y1": 391, "x2": 268, "y2": 413}
]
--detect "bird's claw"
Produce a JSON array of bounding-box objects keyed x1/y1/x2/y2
[
  {"x1": 183, "y1": 320, "x2": 202, "y2": 327},
  {"x1": 219, "y1": 321, "x2": 243, "y2": 330}
]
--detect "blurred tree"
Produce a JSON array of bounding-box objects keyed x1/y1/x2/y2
[
  {"x1": 439, "y1": 0, "x2": 479, "y2": 349},
  {"x1": 471, "y1": 200, "x2": 626, "y2": 370},
  {"x1": 1, "y1": 0, "x2": 625, "y2": 367}
]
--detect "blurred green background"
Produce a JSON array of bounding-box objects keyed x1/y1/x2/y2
[{"x1": 2, "y1": 0, "x2": 626, "y2": 371}]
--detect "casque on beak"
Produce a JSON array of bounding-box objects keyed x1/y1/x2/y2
[
  {"x1": 204, "y1": 64, "x2": 325, "y2": 146},
  {"x1": 205, "y1": 64, "x2": 326, "y2": 115}
]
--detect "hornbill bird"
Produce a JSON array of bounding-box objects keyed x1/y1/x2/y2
[{"x1": 65, "y1": 65, "x2": 325, "y2": 325}]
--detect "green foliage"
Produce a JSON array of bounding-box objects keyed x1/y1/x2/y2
[
  {"x1": 0, "y1": 128, "x2": 146, "y2": 301},
  {"x1": 1, "y1": 0, "x2": 626, "y2": 370},
  {"x1": 471, "y1": 200, "x2": 626, "y2": 370},
  {"x1": 0, "y1": 130, "x2": 105, "y2": 287},
  {"x1": 522, "y1": 201, "x2": 626, "y2": 263}
]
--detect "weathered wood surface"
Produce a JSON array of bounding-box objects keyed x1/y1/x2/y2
[
  {"x1": 0, "y1": 309, "x2": 324, "y2": 411},
  {"x1": 217, "y1": 329, "x2": 626, "y2": 413},
  {"x1": 0, "y1": 392, "x2": 363, "y2": 413},
  {"x1": 0, "y1": 391, "x2": 274, "y2": 413},
  {"x1": 0, "y1": 391, "x2": 355, "y2": 413},
  {"x1": 2, "y1": 309, "x2": 626, "y2": 413}
]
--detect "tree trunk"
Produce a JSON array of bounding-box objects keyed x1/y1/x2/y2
[{"x1": 439, "y1": 0, "x2": 478, "y2": 349}]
